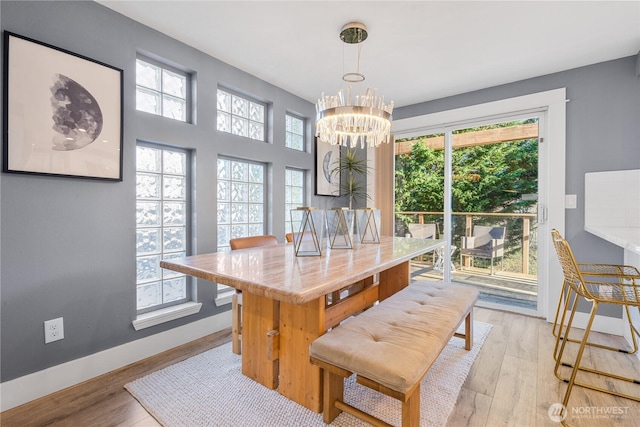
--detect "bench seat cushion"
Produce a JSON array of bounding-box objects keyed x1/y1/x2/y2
[{"x1": 309, "y1": 281, "x2": 478, "y2": 394}]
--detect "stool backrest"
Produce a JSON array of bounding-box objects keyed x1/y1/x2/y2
[{"x1": 551, "y1": 229, "x2": 586, "y2": 297}]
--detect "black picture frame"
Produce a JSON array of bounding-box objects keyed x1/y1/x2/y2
[
  {"x1": 315, "y1": 137, "x2": 341, "y2": 196},
  {"x1": 3, "y1": 31, "x2": 123, "y2": 181}
]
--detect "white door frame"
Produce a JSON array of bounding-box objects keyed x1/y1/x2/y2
[{"x1": 391, "y1": 88, "x2": 567, "y2": 321}]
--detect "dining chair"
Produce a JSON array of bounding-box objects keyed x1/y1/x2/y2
[
  {"x1": 229, "y1": 235, "x2": 279, "y2": 355},
  {"x1": 285, "y1": 231, "x2": 313, "y2": 243},
  {"x1": 550, "y1": 229, "x2": 640, "y2": 409},
  {"x1": 459, "y1": 225, "x2": 506, "y2": 275}
]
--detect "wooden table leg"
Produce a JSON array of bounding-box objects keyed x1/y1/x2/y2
[
  {"x1": 278, "y1": 297, "x2": 325, "y2": 413},
  {"x1": 378, "y1": 260, "x2": 410, "y2": 301},
  {"x1": 241, "y1": 292, "x2": 279, "y2": 389}
]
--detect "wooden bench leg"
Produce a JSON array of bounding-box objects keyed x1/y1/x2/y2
[
  {"x1": 401, "y1": 385, "x2": 420, "y2": 427},
  {"x1": 454, "y1": 309, "x2": 474, "y2": 351},
  {"x1": 323, "y1": 368, "x2": 344, "y2": 423},
  {"x1": 464, "y1": 310, "x2": 473, "y2": 350}
]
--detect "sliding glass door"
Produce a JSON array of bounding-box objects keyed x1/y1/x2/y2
[{"x1": 395, "y1": 113, "x2": 545, "y2": 315}]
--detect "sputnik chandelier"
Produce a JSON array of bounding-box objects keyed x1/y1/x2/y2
[{"x1": 315, "y1": 22, "x2": 394, "y2": 148}]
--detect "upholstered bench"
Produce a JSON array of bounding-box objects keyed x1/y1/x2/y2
[{"x1": 309, "y1": 281, "x2": 479, "y2": 427}]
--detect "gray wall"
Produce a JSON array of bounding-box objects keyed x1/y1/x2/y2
[
  {"x1": 0, "y1": 1, "x2": 340, "y2": 382},
  {"x1": 395, "y1": 55, "x2": 640, "y2": 265},
  {"x1": 2, "y1": 0, "x2": 638, "y2": 385}
]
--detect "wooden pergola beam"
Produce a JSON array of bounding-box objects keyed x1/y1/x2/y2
[{"x1": 394, "y1": 123, "x2": 539, "y2": 155}]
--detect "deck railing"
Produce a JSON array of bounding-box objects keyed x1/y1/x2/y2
[{"x1": 395, "y1": 211, "x2": 538, "y2": 275}]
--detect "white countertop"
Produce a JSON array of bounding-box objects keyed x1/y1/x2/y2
[{"x1": 585, "y1": 226, "x2": 640, "y2": 255}]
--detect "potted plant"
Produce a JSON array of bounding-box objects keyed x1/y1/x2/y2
[
  {"x1": 330, "y1": 147, "x2": 382, "y2": 244},
  {"x1": 331, "y1": 147, "x2": 371, "y2": 209}
]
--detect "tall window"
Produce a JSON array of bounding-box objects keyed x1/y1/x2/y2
[
  {"x1": 136, "y1": 58, "x2": 190, "y2": 122},
  {"x1": 136, "y1": 144, "x2": 190, "y2": 312},
  {"x1": 285, "y1": 114, "x2": 305, "y2": 151},
  {"x1": 217, "y1": 89, "x2": 265, "y2": 141},
  {"x1": 285, "y1": 168, "x2": 305, "y2": 234},
  {"x1": 217, "y1": 158, "x2": 266, "y2": 252}
]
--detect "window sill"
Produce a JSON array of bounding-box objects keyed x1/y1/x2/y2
[
  {"x1": 132, "y1": 301, "x2": 203, "y2": 331},
  {"x1": 214, "y1": 291, "x2": 234, "y2": 307}
]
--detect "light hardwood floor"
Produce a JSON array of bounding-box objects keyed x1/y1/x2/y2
[{"x1": 2, "y1": 307, "x2": 639, "y2": 426}]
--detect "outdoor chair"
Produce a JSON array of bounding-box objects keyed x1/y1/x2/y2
[
  {"x1": 407, "y1": 223, "x2": 437, "y2": 240},
  {"x1": 459, "y1": 225, "x2": 506, "y2": 275},
  {"x1": 407, "y1": 223, "x2": 438, "y2": 264},
  {"x1": 229, "y1": 235, "x2": 279, "y2": 355},
  {"x1": 551, "y1": 229, "x2": 640, "y2": 411}
]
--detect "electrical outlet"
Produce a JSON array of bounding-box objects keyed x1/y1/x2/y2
[{"x1": 44, "y1": 317, "x2": 64, "y2": 344}]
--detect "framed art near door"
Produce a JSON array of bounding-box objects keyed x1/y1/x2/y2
[
  {"x1": 3, "y1": 32, "x2": 123, "y2": 181},
  {"x1": 315, "y1": 138, "x2": 340, "y2": 196}
]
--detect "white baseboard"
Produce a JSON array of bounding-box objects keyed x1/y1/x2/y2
[
  {"x1": 0, "y1": 312, "x2": 231, "y2": 412},
  {"x1": 572, "y1": 310, "x2": 640, "y2": 361},
  {"x1": 569, "y1": 311, "x2": 624, "y2": 336},
  {"x1": 476, "y1": 299, "x2": 624, "y2": 337}
]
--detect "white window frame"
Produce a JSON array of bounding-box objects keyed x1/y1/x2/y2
[{"x1": 391, "y1": 88, "x2": 567, "y2": 322}]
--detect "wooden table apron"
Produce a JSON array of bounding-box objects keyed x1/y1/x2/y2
[{"x1": 160, "y1": 236, "x2": 443, "y2": 413}]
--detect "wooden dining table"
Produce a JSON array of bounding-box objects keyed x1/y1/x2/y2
[{"x1": 160, "y1": 235, "x2": 443, "y2": 412}]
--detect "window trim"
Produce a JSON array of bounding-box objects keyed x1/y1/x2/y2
[
  {"x1": 214, "y1": 288, "x2": 234, "y2": 307},
  {"x1": 133, "y1": 301, "x2": 202, "y2": 331},
  {"x1": 392, "y1": 87, "x2": 567, "y2": 322}
]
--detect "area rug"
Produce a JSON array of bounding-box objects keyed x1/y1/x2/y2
[{"x1": 125, "y1": 321, "x2": 491, "y2": 427}]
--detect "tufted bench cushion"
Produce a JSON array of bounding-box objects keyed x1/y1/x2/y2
[
  {"x1": 310, "y1": 281, "x2": 478, "y2": 394},
  {"x1": 309, "y1": 281, "x2": 478, "y2": 426}
]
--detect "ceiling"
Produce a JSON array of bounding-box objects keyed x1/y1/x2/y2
[{"x1": 98, "y1": 1, "x2": 640, "y2": 108}]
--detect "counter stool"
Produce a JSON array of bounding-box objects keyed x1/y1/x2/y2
[
  {"x1": 551, "y1": 229, "x2": 640, "y2": 412},
  {"x1": 552, "y1": 260, "x2": 640, "y2": 358}
]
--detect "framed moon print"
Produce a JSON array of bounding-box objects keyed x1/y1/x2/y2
[
  {"x1": 315, "y1": 137, "x2": 340, "y2": 196},
  {"x1": 3, "y1": 32, "x2": 123, "y2": 181}
]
